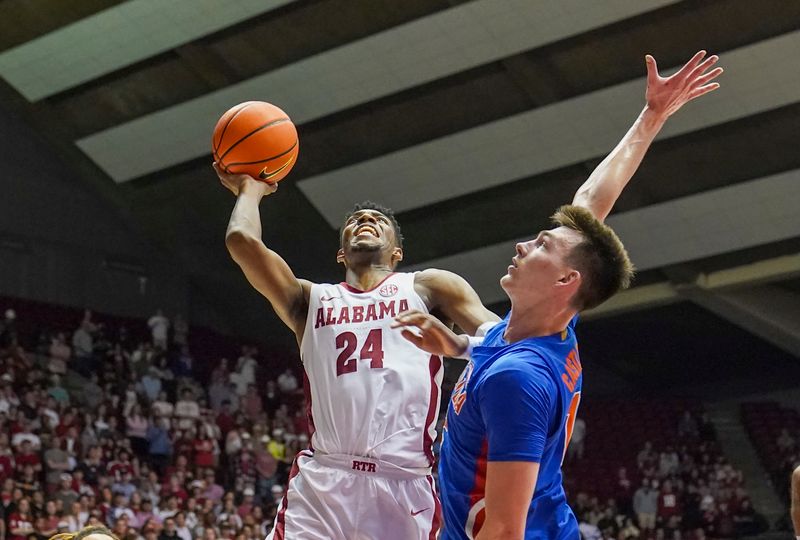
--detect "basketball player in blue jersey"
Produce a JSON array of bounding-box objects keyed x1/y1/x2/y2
[
  {"x1": 216, "y1": 50, "x2": 721, "y2": 539},
  {"x1": 394, "y1": 208, "x2": 629, "y2": 539},
  {"x1": 392, "y1": 51, "x2": 723, "y2": 540}
]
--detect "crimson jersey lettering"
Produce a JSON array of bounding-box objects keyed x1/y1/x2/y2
[{"x1": 300, "y1": 273, "x2": 443, "y2": 469}]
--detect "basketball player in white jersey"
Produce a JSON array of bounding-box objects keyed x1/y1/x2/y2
[{"x1": 216, "y1": 50, "x2": 721, "y2": 539}]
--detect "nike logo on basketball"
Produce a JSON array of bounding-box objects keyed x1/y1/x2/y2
[
  {"x1": 259, "y1": 155, "x2": 295, "y2": 180},
  {"x1": 410, "y1": 508, "x2": 429, "y2": 516}
]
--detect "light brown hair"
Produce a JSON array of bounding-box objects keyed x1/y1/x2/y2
[
  {"x1": 551, "y1": 205, "x2": 634, "y2": 310},
  {"x1": 50, "y1": 525, "x2": 120, "y2": 540}
]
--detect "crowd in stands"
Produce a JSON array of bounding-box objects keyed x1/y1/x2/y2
[
  {"x1": 566, "y1": 408, "x2": 769, "y2": 539},
  {"x1": 0, "y1": 299, "x2": 788, "y2": 540},
  {"x1": 0, "y1": 302, "x2": 305, "y2": 540}
]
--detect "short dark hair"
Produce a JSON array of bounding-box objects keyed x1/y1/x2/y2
[
  {"x1": 551, "y1": 205, "x2": 634, "y2": 311},
  {"x1": 341, "y1": 201, "x2": 403, "y2": 248}
]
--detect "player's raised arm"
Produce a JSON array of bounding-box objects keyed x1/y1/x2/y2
[
  {"x1": 572, "y1": 50, "x2": 723, "y2": 222},
  {"x1": 216, "y1": 163, "x2": 311, "y2": 337}
]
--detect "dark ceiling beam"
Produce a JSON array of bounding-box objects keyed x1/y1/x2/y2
[
  {"x1": 584, "y1": 253, "x2": 800, "y2": 322},
  {"x1": 680, "y1": 285, "x2": 800, "y2": 358},
  {"x1": 172, "y1": 43, "x2": 240, "y2": 89},
  {"x1": 0, "y1": 0, "x2": 124, "y2": 51},
  {"x1": 498, "y1": 55, "x2": 563, "y2": 106}
]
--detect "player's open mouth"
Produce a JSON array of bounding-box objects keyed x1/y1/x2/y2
[{"x1": 355, "y1": 225, "x2": 379, "y2": 238}]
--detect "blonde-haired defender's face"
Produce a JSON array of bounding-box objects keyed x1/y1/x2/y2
[{"x1": 500, "y1": 226, "x2": 583, "y2": 304}]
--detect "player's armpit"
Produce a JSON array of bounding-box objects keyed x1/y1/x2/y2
[
  {"x1": 477, "y1": 461, "x2": 540, "y2": 540},
  {"x1": 414, "y1": 268, "x2": 500, "y2": 336},
  {"x1": 225, "y1": 230, "x2": 311, "y2": 336}
]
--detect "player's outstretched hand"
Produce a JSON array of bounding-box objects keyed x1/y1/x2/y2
[
  {"x1": 645, "y1": 50, "x2": 723, "y2": 118},
  {"x1": 213, "y1": 162, "x2": 278, "y2": 198},
  {"x1": 392, "y1": 310, "x2": 469, "y2": 357}
]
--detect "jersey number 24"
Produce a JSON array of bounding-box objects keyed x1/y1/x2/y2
[{"x1": 336, "y1": 329, "x2": 384, "y2": 376}]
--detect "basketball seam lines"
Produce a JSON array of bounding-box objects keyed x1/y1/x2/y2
[
  {"x1": 218, "y1": 117, "x2": 291, "y2": 166},
  {"x1": 225, "y1": 140, "x2": 298, "y2": 167},
  {"x1": 214, "y1": 102, "x2": 255, "y2": 155}
]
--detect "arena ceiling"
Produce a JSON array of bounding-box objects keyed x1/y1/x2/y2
[{"x1": 1, "y1": 0, "x2": 799, "y2": 386}]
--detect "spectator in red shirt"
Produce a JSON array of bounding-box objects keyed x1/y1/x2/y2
[
  {"x1": 40, "y1": 499, "x2": 60, "y2": 537},
  {"x1": 107, "y1": 449, "x2": 135, "y2": 482},
  {"x1": 193, "y1": 430, "x2": 215, "y2": 469},
  {"x1": 8, "y1": 497, "x2": 35, "y2": 540},
  {"x1": 614, "y1": 466, "x2": 634, "y2": 514},
  {"x1": 216, "y1": 401, "x2": 235, "y2": 437},
  {"x1": 658, "y1": 480, "x2": 682, "y2": 523}
]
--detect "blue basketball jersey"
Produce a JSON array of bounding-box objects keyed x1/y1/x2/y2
[{"x1": 438, "y1": 313, "x2": 583, "y2": 539}]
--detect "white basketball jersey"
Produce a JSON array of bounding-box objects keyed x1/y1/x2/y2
[{"x1": 299, "y1": 272, "x2": 443, "y2": 469}]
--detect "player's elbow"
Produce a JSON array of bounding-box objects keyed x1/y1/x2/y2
[
  {"x1": 225, "y1": 228, "x2": 261, "y2": 256},
  {"x1": 793, "y1": 465, "x2": 800, "y2": 489}
]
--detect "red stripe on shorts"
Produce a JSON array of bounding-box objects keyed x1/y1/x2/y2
[
  {"x1": 426, "y1": 474, "x2": 443, "y2": 540},
  {"x1": 423, "y1": 354, "x2": 442, "y2": 464},
  {"x1": 273, "y1": 451, "x2": 306, "y2": 539}
]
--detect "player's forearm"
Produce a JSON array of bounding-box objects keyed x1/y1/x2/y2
[
  {"x1": 226, "y1": 184, "x2": 265, "y2": 243},
  {"x1": 572, "y1": 105, "x2": 667, "y2": 222}
]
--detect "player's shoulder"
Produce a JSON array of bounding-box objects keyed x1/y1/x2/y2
[
  {"x1": 413, "y1": 267, "x2": 468, "y2": 288},
  {"x1": 413, "y1": 267, "x2": 472, "y2": 305},
  {"x1": 485, "y1": 346, "x2": 550, "y2": 373},
  {"x1": 476, "y1": 350, "x2": 558, "y2": 402},
  {"x1": 478, "y1": 345, "x2": 553, "y2": 388}
]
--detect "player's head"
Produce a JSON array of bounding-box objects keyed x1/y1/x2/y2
[
  {"x1": 49, "y1": 525, "x2": 120, "y2": 540},
  {"x1": 338, "y1": 201, "x2": 404, "y2": 269},
  {"x1": 501, "y1": 205, "x2": 633, "y2": 312}
]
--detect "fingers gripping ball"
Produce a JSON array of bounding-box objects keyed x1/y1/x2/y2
[{"x1": 212, "y1": 101, "x2": 299, "y2": 183}]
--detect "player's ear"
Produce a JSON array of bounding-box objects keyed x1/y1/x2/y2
[
  {"x1": 391, "y1": 247, "x2": 403, "y2": 265},
  {"x1": 557, "y1": 269, "x2": 580, "y2": 287},
  {"x1": 336, "y1": 248, "x2": 345, "y2": 265}
]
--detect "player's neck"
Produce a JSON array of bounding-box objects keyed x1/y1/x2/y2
[
  {"x1": 504, "y1": 299, "x2": 576, "y2": 343},
  {"x1": 344, "y1": 265, "x2": 394, "y2": 292}
]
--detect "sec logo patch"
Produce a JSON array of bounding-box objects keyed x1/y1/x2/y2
[{"x1": 379, "y1": 284, "x2": 398, "y2": 297}]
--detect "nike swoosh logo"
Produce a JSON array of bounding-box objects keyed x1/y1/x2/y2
[
  {"x1": 410, "y1": 508, "x2": 429, "y2": 516},
  {"x1": 259, "y1": 155, "x2": 296, "y2": 180},
  {"x1": 320, "y1": 296, "x2": 342, "y2": 302}
]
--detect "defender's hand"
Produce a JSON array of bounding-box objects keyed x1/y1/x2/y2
[
  {"x1": 645, "y1": 50, "x2": 723, "y2": 119},
  {"x1": 392, "y1": 310, "x2": 469, "y2": 357},
  {"x1": 213, "y1": 162, "x2": 277, "y2": 198}
]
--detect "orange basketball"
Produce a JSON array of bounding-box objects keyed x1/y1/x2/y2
[{"x1": 212, "y1": 101, "x2": 299, "y2": 183}]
